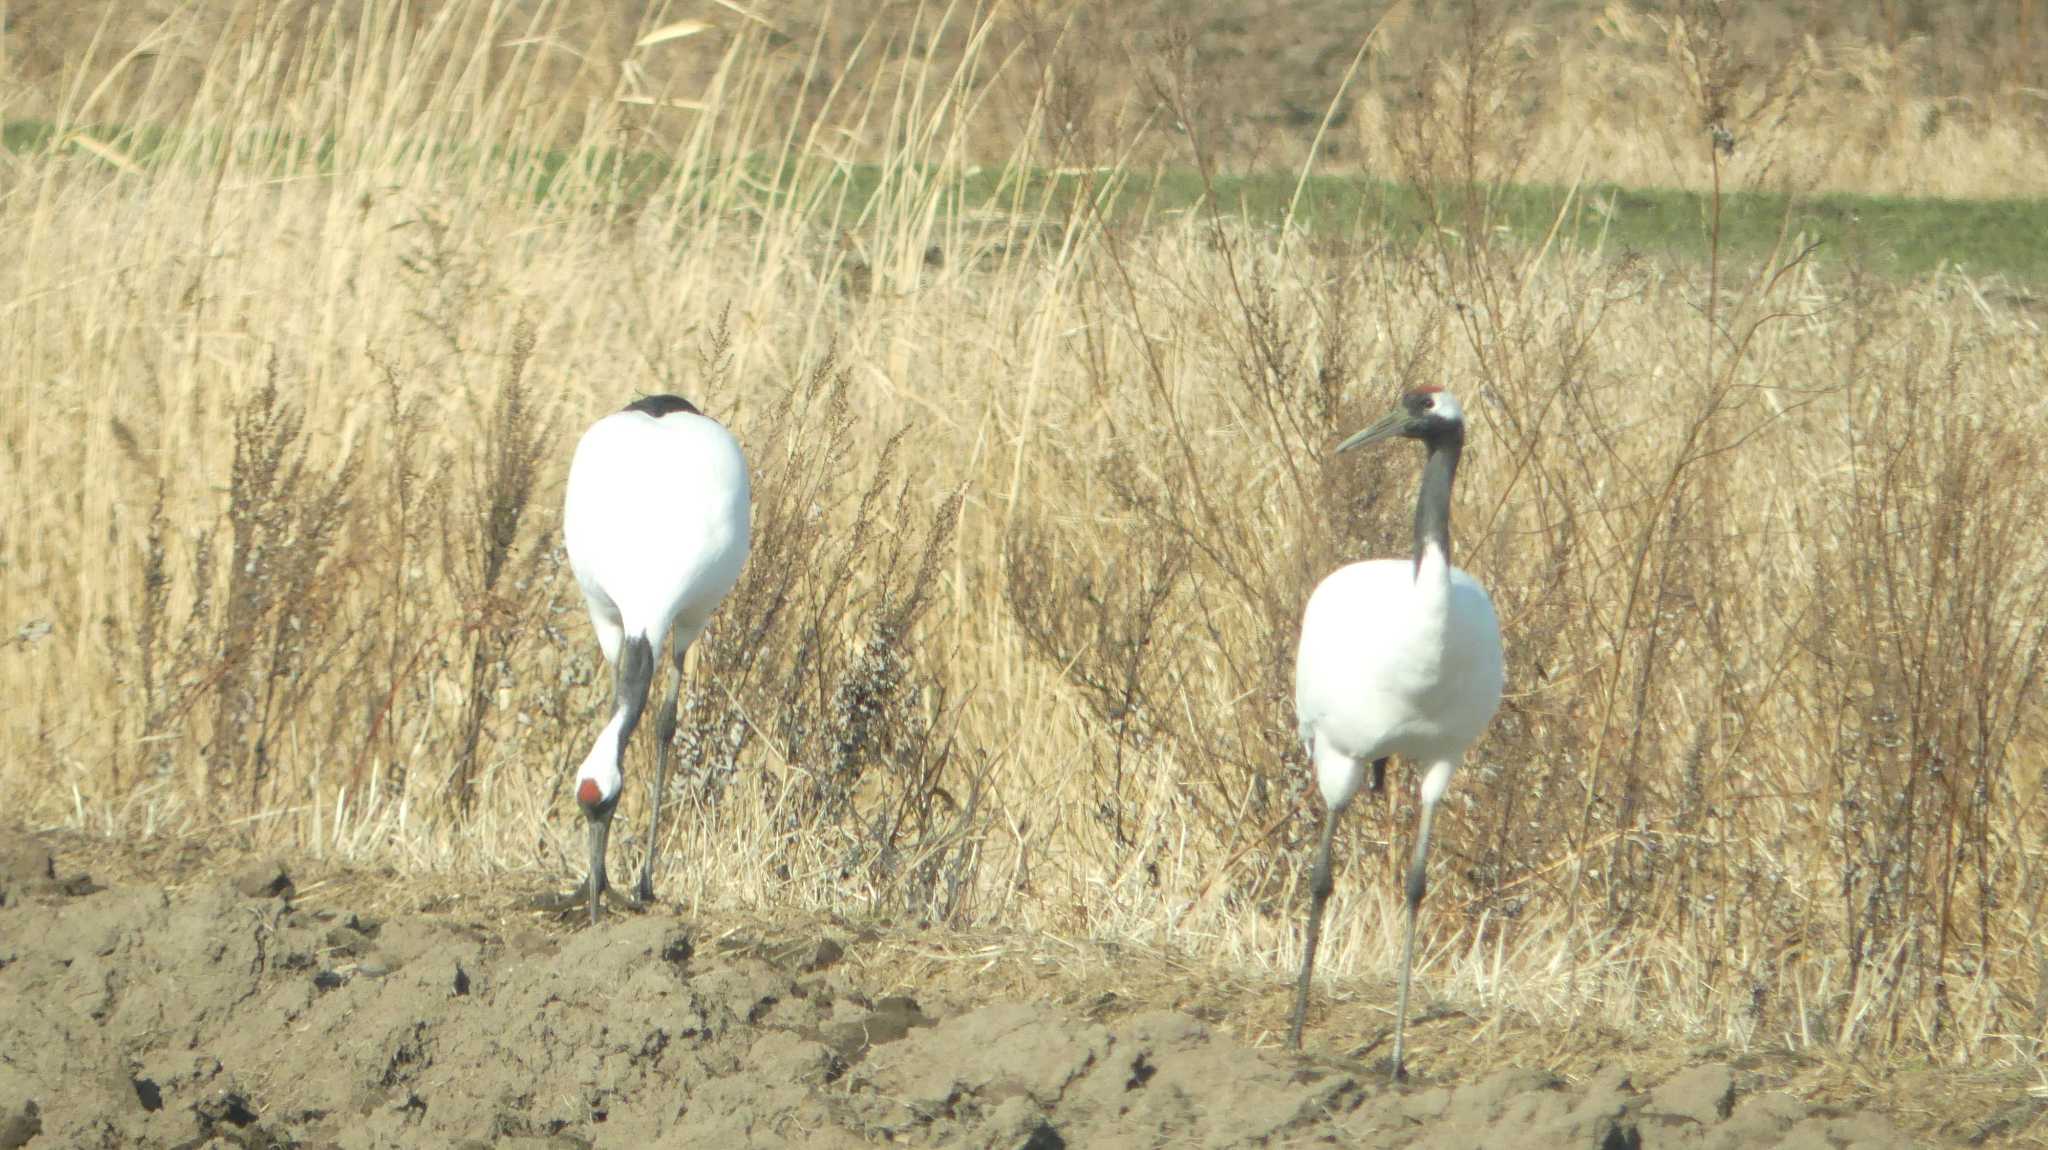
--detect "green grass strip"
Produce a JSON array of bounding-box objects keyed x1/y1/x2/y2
[{"x1": 9, "y1": 118, "x2": 2042, "y2": 282}]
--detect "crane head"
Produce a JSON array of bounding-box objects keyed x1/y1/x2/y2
[
  {"x1": 573, "y1": 739, "x2": 624, "y2": 819},
  {"x1": 1336, "y1": 387, "x2": 1464, "y2": 453},
  {"x1": 575, "y1": 769, "x2": 621, "y2": 817},
  {"x1": 573, "y1": 756, "x2": 621, "y2": 925}
]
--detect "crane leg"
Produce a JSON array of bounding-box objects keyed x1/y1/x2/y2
[
  {"x1": 1393, "y1": 760, "x2": 1452, "y2": 1081},
  {"x1": 1289, "y1": 806, "x2": 1340, "y2": 1049},
  {"x1": 637, "y1": 638, "x2": 688, "y2": 904}
]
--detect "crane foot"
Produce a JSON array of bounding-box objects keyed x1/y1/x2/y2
[{"x1": 530, "y1": 877, "x2": 649, "y2": 920}]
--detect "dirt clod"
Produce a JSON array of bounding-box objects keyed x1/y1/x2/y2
[
  {"x1": 232, "y1": 859, "x2": 294, "y2": 900},
  {"x1": 822, "y1": 994, "x2": 936, "y2": 1063},
  {"x1": 1648, "y1": 1062, "x2": 1739, "y2": 1124},
  {"x1": 0, "y1": 1101, "x2": 40, "y2": 1150},
  {"x1": 0, "y1": 838, "x2": 95, "y2": 901},
  {"x1": 0, "y1": 841, "x2": 52, "y2": 886},
  {"x1": 806, "y1": 936, "x2": 846, "y2": 972}
]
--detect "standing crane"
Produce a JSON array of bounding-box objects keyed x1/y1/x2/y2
[
  {"x1": 1288, "y1": 386, "x2": 1504, "y2": 1079},
  {"x1": 556, "y1": 394, "x2": 751, "y2": 926}
]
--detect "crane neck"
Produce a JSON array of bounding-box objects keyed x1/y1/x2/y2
[
  {"x1": 613, "y1": 635, "x2": 655, "y2": 750},
  {"x1": 1412, "y1": 431, "x2": 1462, "y2": 580},
  {"x1": 576, "y1": 634, "x2": 656, "y2": 811}
]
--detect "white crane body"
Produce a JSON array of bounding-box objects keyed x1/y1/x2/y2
[
  {"x1": 1296, "y1": 550, "x2": 1502, "y2": 812},
  {"x1": 557, "y1": 395, "x2": 750, "y2": 924}
]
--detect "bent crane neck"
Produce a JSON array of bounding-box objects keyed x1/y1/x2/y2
[
  {"x1": 1412, "y1": 435, "x2": 1461, "y2": 581},
  {"x1": 610, "y1": 635, "x2": 655, "y2": 753},
  {"x1": 581, "y1": 635, "x2": 655, "y2": 802}
]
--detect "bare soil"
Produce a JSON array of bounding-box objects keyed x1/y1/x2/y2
[{"x1": 0, "y1": 828, "x2": 2025, "y2": 1148}]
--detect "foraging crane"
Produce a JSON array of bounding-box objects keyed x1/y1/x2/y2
[
  {"x1": 1288, "y1": 386, "x2": 1504, "y2": 1079},
  {"x1": 556, "y1": 394, "x2": 750, "y2": 926}
]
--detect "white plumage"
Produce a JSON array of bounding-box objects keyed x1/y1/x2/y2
[
  {"x1": 1288, "y1": 386, "x2": 1504, "y2": 1080},
  {"x1": 557, "y1": 395, "x2": 750, "y2": 924},
  {"x1": 1295, "y1": 558, "x2": 1502, "y2": 810}
]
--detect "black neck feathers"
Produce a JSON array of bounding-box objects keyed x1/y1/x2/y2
[
  {"x1": 614, "y1": 635, "x2": 654, "y2": 750},
  {"x1": 1413, "y1": 425, "x2": 1462, "y2": 575}
]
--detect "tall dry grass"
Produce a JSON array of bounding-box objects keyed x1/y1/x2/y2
[{"x1": 2, "y1": 0, "x2": 2046, "y2": 1073}]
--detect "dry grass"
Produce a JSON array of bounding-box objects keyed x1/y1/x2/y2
[
  {"x1": 3, "y1": 0, "x2": 2047, "y2": 1088},
  {"x1": 5, "y1": 1, "x2": 2047, "y2": 195},
  {"x1": 1350, "y1": 1, "x2": 2048, "y2": 198}
]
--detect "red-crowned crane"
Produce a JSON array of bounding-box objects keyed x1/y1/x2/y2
[
  {"x1": 556, "y1": 394, "x2": 750, "y2": 925},
  {"x1": 1289, "y1": 386, "x2": 1505, "y2": 1079}
]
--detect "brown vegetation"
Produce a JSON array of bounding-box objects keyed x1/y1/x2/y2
[
  {"x1": 2, "y1": 0, "x2": 2046, "y2": 1104},
  {"x1": 3, "y1": 1, "x2": 2045, "y2": 193}
]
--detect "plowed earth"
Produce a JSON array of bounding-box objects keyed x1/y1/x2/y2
[{"x1": 0, "y1": 829, "x2": 2030, "y2": 1148}]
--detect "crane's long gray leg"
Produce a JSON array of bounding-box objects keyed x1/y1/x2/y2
[
  {"x1": 1289, "y1": 805, "x2": 1341, "y2": 1049},
  {"x1": 636, "y1": 636, "x2": 688, "y2": 904},
  {"x1": 1392, "y1": 760, "x2": 1453, "y2": 1080}
]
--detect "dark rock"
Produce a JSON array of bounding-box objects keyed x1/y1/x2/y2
[{"x1": 132, "y1": 1076, "x2": 163, "y2": 1112}]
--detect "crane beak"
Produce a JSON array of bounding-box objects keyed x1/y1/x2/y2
[
  {"x1": 1335, "y1": 408, "x2": 1408, "y2": 453},
  {"x1": 585, "y1": 808, "x2": 610, "y2": 926}
]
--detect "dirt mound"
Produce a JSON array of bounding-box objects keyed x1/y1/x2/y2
[{"x1": 0, "y1": 830, "x2": 1967, "y2": 1147}]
